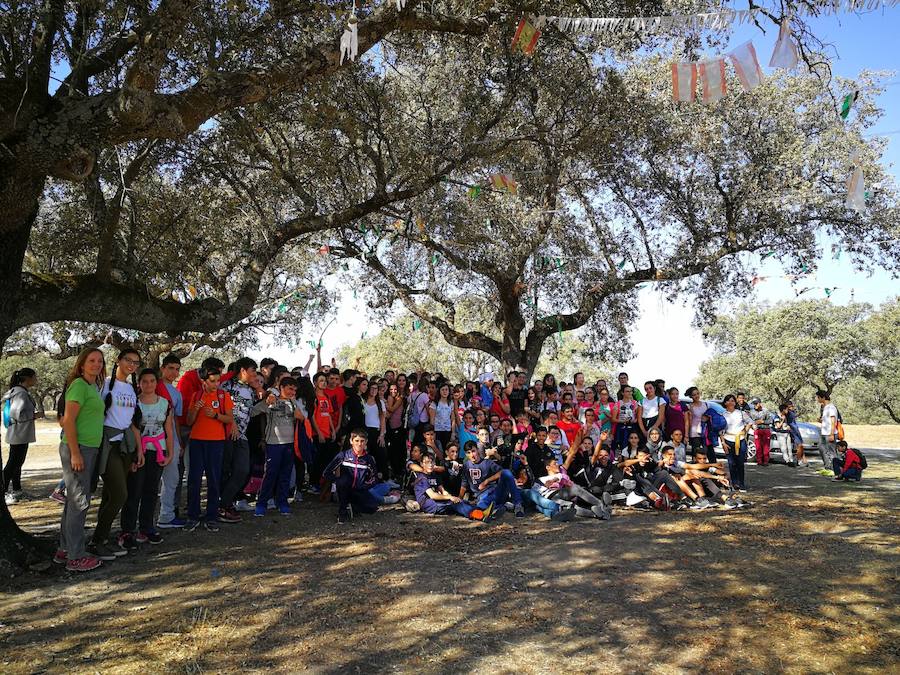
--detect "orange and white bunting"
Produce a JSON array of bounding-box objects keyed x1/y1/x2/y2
[
  {"x1": 512, "y1": 16, "x2": 542, "y2": 55},
  {"x1": 489, "y1": 174, "x2": 518, "y2": 194},
  {"x1": 671, "y1": 62, "x2": 697, "y2": 102},
  {"x1": 698, "y1": 59, "x2": 727, "y2": 103},
  {"x1": 768, "y1": 17, "x2": 799, "y2": 70},
  {"x1": 729, "y1": 41, "x2": 764, "y2": 92}
]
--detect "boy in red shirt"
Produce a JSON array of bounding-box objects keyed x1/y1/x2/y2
[
  {"x1": 309, "y1": 372, "x2": 339, "y2": 495},
  {"x1": 184, "y1": 366, "x2": 234, "y2": 531},
  {"x1": 832, "y1": 440, "x2": 863, "y2": 481},
  {"x1": 556, "y1": 403, "x2": 582, "y2": 447}
]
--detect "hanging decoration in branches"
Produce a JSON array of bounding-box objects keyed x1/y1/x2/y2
[
  {"x1": 728, "y1": 41, "x2": 764, "y2": 92},
  {"x1": 671, "y1": 63, "x2": 697, "y2": 102},
  {"x1": 512, "y1": 15, "x2": 545, "y2": 55},
  {"x1": 846, "y1": 149, "x2": 867, "y2": 213},
  {"x1": 840, "y1": 91, "x2": 859, "y2": 119},
  {"x1": 339, "y1": 2, "x2": 359, "y2": 65},
  {"x1": 768, "y1": 18, "x2": 799, "y2": 69},
  {"x1": 698, "y1": 59, "x2": 727, "y2": 103},
  {"x1": 489, "y1": 174, "x2": 519, "y2": 194}
]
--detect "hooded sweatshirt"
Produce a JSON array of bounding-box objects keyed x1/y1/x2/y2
[{"x1": 3, "y1": 385, "x2": 37, "y2": 444}]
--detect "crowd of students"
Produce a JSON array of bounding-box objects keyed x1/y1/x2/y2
[{"x1": 1, "y1": 349, "x2": 866, "y2": 573}]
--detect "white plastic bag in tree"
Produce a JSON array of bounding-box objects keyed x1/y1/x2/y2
[
  {"x1": 768, "y1": 18, "x2": 799, "y2": 69},
  {"x1": 846, "y1": 150, "x2": 866, "y2": 213}
]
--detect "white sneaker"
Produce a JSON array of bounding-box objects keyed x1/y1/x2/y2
[
  {"x1": 621, "y1": 479, "x2": 637, "y2": 491},
  {"x1": 4, "y1": 492, "x2": 17, "y2": 506},
  {"x1": 382, "y1": 494, "x2": 401, "y2": 505},
  {"x1": 625, "y1": 491, "x2": 647, "y2": 507},
  {"x1": 234, "y1": 500, "x2": 254, "y2": 512},
  {"x1": 292, "y1": 493, "x2": 304, "y2": 504},
  {"x1": 267, "y1": 498, "x2": 276, "y2": 510},
  {"x1": 404, "y1": 499, "x2": 420, "y2": 512}
]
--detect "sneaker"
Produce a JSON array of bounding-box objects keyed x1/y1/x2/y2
[
  {"x1": 4, "y1": 492, "x2": 17, "y2": 506},
  {"x1": 338, "y1": 510, "x2": 349, "y2": 524},
  {"x1": 291, "y1": 492, "x2": 304, "y2": 504},
  {"x1": 694, "y1": 497, "x2": 713, "y2": 510},
  {"x1": 601, "y1": 492, "x2": 613, "y2": 507},
  {"x1": 625, "y1": 491, "x2": 647, "y2": 507},
  {"x1": 66, "y1": 555, "x2": 102, "y2": 572},
  {"x1": 382, "y1": 493, "x2": 401, "y2": 505},
  {"x1": 621, "y1": 479, "x2": 637, "y2": 491},
  {"x1": 798, "y1": 460, "x2": 809, "y2": 468},
  {"x1": 505, "y1": 501, "x2": 515, "y2": 511},
  {"x1": 134, "y1": 531, "x2": 149, "y2": 544},
  {"x1": 721, "y1": 498, "x2": 738, "y2": 510},
  {"x1": 184, "y1": 520, "x2": 201, "y2": 532},
  {"x1": 142, "y1": 529, "x2": 163, "y2": 545},
  {"x1": 591, "y1": 504, "x2": 610, "y2": 520},
  {"x1": 158, "y1": 517, "x2": 187, "y2": 529},
  {"x1": 654, "y1": 494, "x2": 671, "y2": 511},
  {"x1": 87, "y1": 542, "x2": 118, "y2": 561},
  {"x1": 550, "y1": 506, "x2": 577, "y2": 522},
  {"x1": 609, "y1": 491, "x2": 627, "y2": 502},
  {"x1": 404, "y1": 499, "x2": 421, "y2": 513},
  {"x1": 234, "y1": 499, "x2": 254, "y2": 512},
  {"x1": 481, "y1": 502, "x2": 497, "y2": 521},
  {"x1": 49, "y1": 489, "x2": 66, "y2": 504},
  {"x1": 203, "y1": 520, "x2": 220, "y2": 532},
  {"x1": 218, "y1": 508, "x2": 241, "y2": 523},
  {"x1": 674, "y1": 499, "x2": 691, "y2": 511},
  {"x1": 116, "y1": 532, "x2": 138, "y2": 552},
  {"x1": 279, "y1": 506, "x2": 292, "y2": 516},
  {"x1": 267, "y1": 498, "x2": 276, "y2": 510},
  {"x1": 307, "y1": 485, "x2": 321, "y2": 495},
  {"x1": 52, "y1": 549, "x2": 68, "y2": 565},
  {"x1": 514, "y1": 504, "x2": 526, "y2": 518},
  {"x1": 254, "y1": 505, "x2": 266, "y2": 517},
  {"x1": 470, "y1": 509, "x2": 485, "y2": 521}
]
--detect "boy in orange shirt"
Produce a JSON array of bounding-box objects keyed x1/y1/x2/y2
[{"x1": 185, "y1": 366, "x2": 234, "y2": 531}]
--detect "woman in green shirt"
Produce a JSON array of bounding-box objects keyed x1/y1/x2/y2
[{"x1": 56, "y1": 348, "x2": 106, "y2": 573}]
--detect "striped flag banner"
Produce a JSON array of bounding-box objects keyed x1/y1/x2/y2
[
  {"x1": 671, "y1": 62, "x2": 697, "y2": 102},
  {"x1": 698, "y1": 59, "x2": 727, "y2": 103},
  {"x1": 512, "y1": 17, "x2": 541, "y2": 55},
  {"x1": 489, "y1": 174, "x2": 519, "y2": 194},
  {"x1": 729, "y1": 41, "x2": 764, "y2": 92}
]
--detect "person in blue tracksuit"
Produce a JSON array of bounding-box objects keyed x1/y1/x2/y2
[
  {"x1": 325, "y1": 428, "x2": 380, "y2": 524},
  {"x1": 459, "y1": 441, "x2": 524, "y2": 518},
  {"x1": 413, "y1": 455, "x2": 485, "y2": 520}
]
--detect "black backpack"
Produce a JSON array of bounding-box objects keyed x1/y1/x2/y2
[{"x1": 855, "y1": 449, "x2": 868, "y2": 470}]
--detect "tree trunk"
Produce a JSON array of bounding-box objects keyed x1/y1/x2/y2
[
  {"x1": 0, "y1": 170, "x2": 55, "y2": 574},
  {"x1": 882, "y1": 402, "x2": 900, "y2": 424}
]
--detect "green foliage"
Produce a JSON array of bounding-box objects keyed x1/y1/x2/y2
[
  {"x1": 0, "y1": 354, "x2": 74, "y2": 413},
  {"x1": 696, "y1": 298, "x2": 900, "y2": 423}
]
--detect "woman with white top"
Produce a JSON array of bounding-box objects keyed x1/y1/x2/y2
[
  {"x1": 685, "y1": 387, "x2": 711, "y2": 458},
  {"x1": 720, "y1": 394, "x2": 751, "y2": 491},
  {"x1": 428, "y1": 382, "x2": 456, "y2": 451},
  {"x1": 363, "y1": 379, "x2": 387, "y2": 478},
  {"x1": 638, "y1": 381, "x2": 666, "y2": 440},
  {"x1": 614, "y1": 386, "x2": 642, "y2": 453}
]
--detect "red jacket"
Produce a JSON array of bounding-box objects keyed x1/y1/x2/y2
[{"x1": 842, "y1": 448, "x2": 862, "y2": 473}]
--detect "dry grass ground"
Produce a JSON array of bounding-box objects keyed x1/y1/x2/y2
[{"x1": 1, "y1": 422, "x2": 898, "y2": 674}]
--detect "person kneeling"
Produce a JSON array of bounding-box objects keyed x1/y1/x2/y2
[
  {"x1": 414, "y1": 455, "x2": 485, "y2": 520},
  {"x1": 832, "y1": 441, "x2": 864, "y2": 482},
  {"x1": 325, "y1": 428, "x2": 380, "y2": 524},
  {"x1": 538, "y1": 457, "x2": 611, "y2": 520}
]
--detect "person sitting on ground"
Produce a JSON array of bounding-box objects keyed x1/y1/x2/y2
[
  {"x1": 588, "y1": 441, "x2": 626, "y2": 502},
  {"x1": 658, "y1": 445, "x2": 713, "y2": 510},
  {"x1": 413, "y1": 455, "x2": 487, "y2": 520},
  {"x1": 420, "y1": 424, "x2": 444, "y2": 461},
  {"x1": 645, "y1": 427, "x2": 664, "y2": 462},
  {"x1": 516, "y1": 459, "x2": 577, "y2": 521},
  {"x1": 325, "y1": 428, "x2": 380, "y2": 524},
  {"x1": 546, "y1": 425, "x2": 566, "y2": 464},
  {"x1": 563, "y1": 434, "x2": 595, "y2": 488},
  {"x1": 832, "y1": 440, "x2": 864, "y2": 482},
  {"x1": 440, "y1": 442, "x2": 464, "y2": 497},
  {"x1": 460, "y1": 441, "x2": 525, "y2": 518},
  {"x1": 681, "y1": 447, "x2": 746, "y2": 509},
  {"x1": 619, "y1": 448, "x2": 683, "y2": 509},
  {"x1": 536, "y1": 457, "x2": 611, "y2": 520}
]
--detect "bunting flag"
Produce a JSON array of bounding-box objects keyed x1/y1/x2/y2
[
  {"x1": 489, "y1": 174, "x2": 518, "y2": 194},
  {"x1": 671, "y1": 62, "x2": 697, "y2": 102},
  {"x1": 698, "y1": 59, "x2": 727, "y2": 103},
  {"x1": 846, "y1": 150, "x2": 866, "y2": 213},
  {"x1": 317, "y1": 245, "x2": 330, "y2": 256},
  {"x1": 512, "y1": 16, "x2": 543, "y2": 55},
  {"x1": 339, "y1": 14, "x2": 359, "y2": 65},
  {"x1": 768, "y1": 18, "x2": 799, "y2": 70},
  {"x1": 467, "y1": 185, "x2": 482, "y2": 200},
  {"x1": 412, "y1": 319, "x2": 423, "y2": 331},
  {"x1": 187, "y1": 285, "x2": 198, "y2": 299},
  {"x1": 416, "y1": 217, "x2": 427, "y2": 232},
  {"x1": 840, "y1": 91, "x2": 859, "y2": 119},
  {"x1": 729, "y1": 41, "x2": 764, "y2": 92}
]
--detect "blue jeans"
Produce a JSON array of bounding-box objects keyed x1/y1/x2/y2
[
  {"x1": 724, "y1": 438, "x2": 747, "y2": 489},
  {"x1": 335, "y1": 471, "x2": 380, "y2": 514},
  {"x1": 521, "y1": 488, "x2": 560, "y2": 517},
  {"x1": 258, "y1": 443, "x2": 294, "y2": 508},
  {"x1": 187, "y1": 439, "x2": 224, "y2": 521},
  {"x1": 832, "y1": 458, "x2": 862, "y2": 480},
  {"x1": 474, "y1": 469, "x2": 522, "y2": 509},
  {"x1": 421, "y1": 498, "x2": 475, "y2": 517}
]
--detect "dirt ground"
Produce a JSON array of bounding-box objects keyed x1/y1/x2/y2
[{"x1": 1, "y1": 422, "x2": 898, "y2": 674}]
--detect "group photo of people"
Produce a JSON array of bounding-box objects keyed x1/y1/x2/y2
[{"x1": 2, "y1": 346, "x2": 864, "y2": 574}]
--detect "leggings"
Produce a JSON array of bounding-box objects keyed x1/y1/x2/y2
[
  {"x1": 92, "y1": 445, "x2": 134, "y2": 544},
  {"x1": 636, "y1": 470, "x2": 684, "y2": 500},
  {"x1": 3, "y1": 443, "x2": 29, "y2": 492},
  {"x1": 386, "y1": 426, "x2": 407, "y2": 481}
]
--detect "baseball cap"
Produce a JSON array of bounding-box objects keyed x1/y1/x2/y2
[{"x1": 750, "y1": 397, "x2": 761, "y2": 404}]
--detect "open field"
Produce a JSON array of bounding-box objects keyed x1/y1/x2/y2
[
  {"x1": 843, "y1": 424, "x2": 900, "y2": 449},
  {"x1": 0, "y1": 422, "x2": 898, "y2": 674}
]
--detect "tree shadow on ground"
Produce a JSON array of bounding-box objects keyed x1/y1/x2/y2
[{"x1": 1, "y1": 460, "x2": 898, "y2": 674}]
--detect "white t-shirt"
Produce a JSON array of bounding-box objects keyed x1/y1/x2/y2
[
  {"x1": 364, "y1": 401, "x2": 382, "y2": 429},
  {"x1": 723, "y1": 410, "x2": 747, "y2": 441},
  {"x1": 642, "y1": 396, "x2": 664, "y2": 419},
  {"x1": 432, "y1": 401, "x2": 453, "y2": 432},
  {"x1": 821, "y1": 403, "x2": 838, "y2": 435},
  {"x1": 101, "y1": 378, "x2": 137, "y2": 441},
  {"x1": 689, "y1": 401, "x2": 708, "y2": 437}
]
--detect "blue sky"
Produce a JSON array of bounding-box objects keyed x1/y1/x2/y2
[{"x1": 253, "y1": 8, "x2": 900, "y2": 382}]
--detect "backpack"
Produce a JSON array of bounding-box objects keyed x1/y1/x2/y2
[
  {"x1": 2, "y1": 397, "x2": 11, "y2": 428},
  {"x1": 835, "y1": 407, "x2": 845, "y2": 441},
  {"x1": 854, "y1": 448, "x2": 867, "y2": 470},
  {"x1": 707, "y1": 408, "x2": 727, "y2": 435}
]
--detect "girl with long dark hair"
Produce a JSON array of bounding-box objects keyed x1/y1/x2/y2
[
  {"x1": 3, "y1": 367, "x2": 43, "y2": 503},
  {"x1": 385, "y1": 382, "x2": 407, "y2": 481}
]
